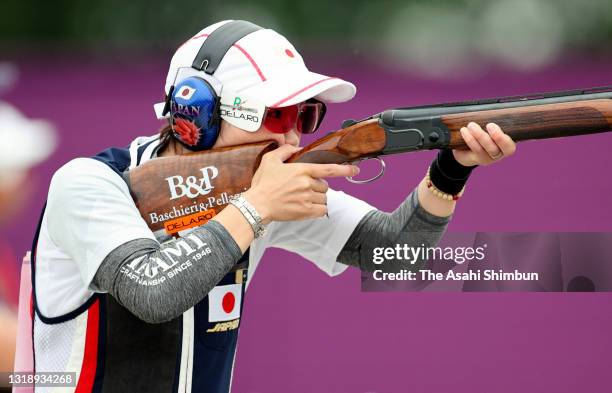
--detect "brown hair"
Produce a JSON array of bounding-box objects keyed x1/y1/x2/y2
[
  {"x1": 157, "y1": 92, "x2": 174, "y2": 154},
  {"x1": 157, "y1": 123, "x2": 174, "y2": 155}
]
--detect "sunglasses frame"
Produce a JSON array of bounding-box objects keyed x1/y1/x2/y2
[{"x1": 263, "y1": 99, "x2": 327, "y2": 135}]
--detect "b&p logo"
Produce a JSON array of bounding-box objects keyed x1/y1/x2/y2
[{"x1": 165, "y1": 166, "x2": 219, "y2": 200}]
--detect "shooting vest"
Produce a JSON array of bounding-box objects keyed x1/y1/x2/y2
[{"x1": 27, "y1": 137, "x2": 248, "y2": 393}]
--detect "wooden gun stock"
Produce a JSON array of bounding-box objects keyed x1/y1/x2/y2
[
  {"x1": 127, "y1": 86, "x2": 612, "y2": 236},
  {"x1": 126, "y1": 142, "x2": 276, "y2": 238},
  {"x1": 287, "y1": 119, "x2": 386, "y2": 164}
]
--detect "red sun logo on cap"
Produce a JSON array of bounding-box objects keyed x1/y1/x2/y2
[
  {"x1": 222, "y1": 292, "x2": 235, "y2": 313},
  {"x1": 285, "y1": 49, "x2": 294, "y2": 58}
]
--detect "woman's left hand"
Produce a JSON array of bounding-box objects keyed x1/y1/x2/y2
[{"x1": 452, "y1": 122, "x2": 517, "y2": 166}]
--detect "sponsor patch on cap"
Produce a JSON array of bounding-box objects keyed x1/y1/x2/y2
[{"x1": 219, "y1": 92, "x2": 266, "y2": 132}]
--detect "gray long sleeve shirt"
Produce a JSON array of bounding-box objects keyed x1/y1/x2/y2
[{"x1": 92, "y1": 188, "x2": 450, "y2": 323}]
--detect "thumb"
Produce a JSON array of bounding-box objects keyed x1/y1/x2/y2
[
  {"x1": 266, "y1": 144, "x2": 302, "y2": 162},
  {"x1": 452, "y1": 149, "x2": 476, "y2": 167}
]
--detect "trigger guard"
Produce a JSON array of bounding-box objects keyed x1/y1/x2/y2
[{"x1": 346, "y1": 157, "x2": 386, "y2": 184}]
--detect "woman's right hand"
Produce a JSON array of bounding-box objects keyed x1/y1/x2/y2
[{"x1": 244, "y1": 144, "x2": 359, "y2": 224}]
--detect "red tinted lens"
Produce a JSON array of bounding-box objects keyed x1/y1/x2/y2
[
  {"x1": 263, "y1": 100, "x2": 326, "y2": 134},
  {"x1": 263, "y1": 105, "x2": 298, "y2": 134},
  {"x1": 297, "y1": 102, "x2": 325, "y2": 134}
]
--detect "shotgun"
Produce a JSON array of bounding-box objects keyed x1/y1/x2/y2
[{"x1": 125, "y1": 86, "x2": 612, "y2": 238}]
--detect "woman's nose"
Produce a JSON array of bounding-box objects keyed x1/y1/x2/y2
[{"x1": 284, "y1": 130, "x2": 300, "y2": 146}]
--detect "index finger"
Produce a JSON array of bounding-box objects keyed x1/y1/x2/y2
[{"x1": 299, "y1": 163, "x2": 360, "y2": 178}]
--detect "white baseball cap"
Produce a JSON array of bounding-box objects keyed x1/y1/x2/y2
[{"x1": 154, "y1": 20, "x2": 356, "y2": 119}]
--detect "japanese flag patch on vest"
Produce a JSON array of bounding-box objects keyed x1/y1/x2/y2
[{"x1": 208, "y1": 284, "x2": 242, "y2": 322}]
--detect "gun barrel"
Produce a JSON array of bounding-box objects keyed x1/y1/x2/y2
[{"x1": 392, "y1": 86, "x2": 612, "y2": 118}]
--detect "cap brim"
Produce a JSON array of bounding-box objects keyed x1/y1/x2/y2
[
  {"x1": 237, "y1": 71, "x2": 356, "y2": 108},
  {"x1": 154, "y1": 102, "x2": 167, "y2": 119}
]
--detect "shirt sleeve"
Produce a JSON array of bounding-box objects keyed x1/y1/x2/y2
[
  {"x1": 265, "y1": 189, "x2": 375, "y2": 276},
  {"x1": 46, "y1": 158, "x2": 157, "y2": 288}
]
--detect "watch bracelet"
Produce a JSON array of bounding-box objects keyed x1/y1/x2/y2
[{"x1": 228, "y1": 193, "x2": 266, "y2": 238}]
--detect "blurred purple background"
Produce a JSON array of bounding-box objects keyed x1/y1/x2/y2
[{"x1": 3, "y1": 54, "x2": 612, "y2": 392}]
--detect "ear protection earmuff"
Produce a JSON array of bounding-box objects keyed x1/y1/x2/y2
[
  {"x1": 163, "y1": 20, "x2": 262, "y2": 151},
  {"x1": 168, "y1": 78, "x2": 221, "y2": 150}
]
